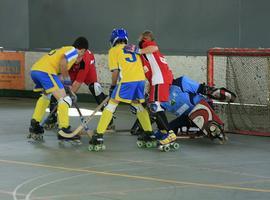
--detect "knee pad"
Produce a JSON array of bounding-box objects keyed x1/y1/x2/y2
[
  {"x1": 104, "y1": 100, "x2": 118, "y2": 113},
  {"x1": 94, "y1": 82, "x2": 103, "y2": 96},
  {"x1": 149, "y1": 101, "x2": 164, "y2": 114},
  {"x1": 58, "y1": 96, "x2": 72, "y2": 107},
  {"x1": 89, "y1": 82, "x2": 103, "y2": 96},
  {"x1": 188, "y1": 99, "x2": 224, "y2": 137}
]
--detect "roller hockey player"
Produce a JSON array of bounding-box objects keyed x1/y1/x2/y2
[
  {"x1": 28, "y1": 38, "x2": 88, "y2": 142},
  {"x1": 159, "y1": 75, "x2": 236, "y2": 143},
  {"x1": 124, "y1": 30, "x2": 179, "y2": 151},
  {"x1": 130, "y1": 75, "x2": 236, "y2": 143},
  {"x1": 44, "y1": 37, "x2": 114, "y2": 131},
  {"x1": 89, "y1": 28, "x2": 157, "y2": 151}
]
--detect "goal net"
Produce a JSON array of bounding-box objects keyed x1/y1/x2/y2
[{"x1": 207, "y1": 48, "x2": 270, "y2": 136}]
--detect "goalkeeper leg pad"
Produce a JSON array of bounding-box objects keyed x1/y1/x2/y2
[{"x1": 188, "y1": 99, "x2": 224, "y2": 139}]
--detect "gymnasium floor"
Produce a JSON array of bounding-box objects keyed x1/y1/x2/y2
[{"x1": 0, "y1": 97, "x2": 270, "y2": 200}]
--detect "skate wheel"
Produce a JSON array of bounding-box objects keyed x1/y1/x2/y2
[
  {"x1": 94, "y1": 145, "x2": 100, "y2": 151},
  {"x1": 101, "y1": 144, "x2": 106, "y2": 151},
  {"x1": 137, "y1": 141, "x2": 144, "y2": 148},
  {"x1": 88, "y1": 145, "x2": 94, "y2": 151},
  {"x1": 172, "y1": 142, "x2": 180, "y2": 150},
  {"x1": 145, "y1": 142, "x2": 153, "y2": 148},
  {"x1": 26, "y1": 133, "x2": 31, "y2": 139},
  {"x1": 163, "y1": 146, "x2": 171, "y2": 152}
]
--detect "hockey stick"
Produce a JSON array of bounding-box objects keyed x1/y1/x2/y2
[
  {"x1": 58, "y1": 96, "x2": 109, "y2": 138},
  {"x1": 40, "y1": 105, "x2": 57, "y2": 127},
  {"x1": 72, "y1": 101, "x2": 94, "y2": 138}
]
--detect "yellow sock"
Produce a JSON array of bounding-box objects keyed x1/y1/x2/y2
[
  {"x1": 132, "y1": 103, "x2": 152, "y2": 132},
  {"x1": 58, "y1": 101, "x2": 69, "y2": 128},
  {"x1": 32, "y1": 95, "x2": 50, "y2": 122},
  {"x1": 97, "y1": 109, "x2": 113, "y2": 134},
  {"x1": 96, "y1": 100, "x2": 118, "y2": 134}
]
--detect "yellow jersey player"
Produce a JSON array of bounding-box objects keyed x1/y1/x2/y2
[
  {"x1": 28, "y1": 37, "x2": 88, "y2": 142},
  {"x1": 88, "y1": 28, "x2": 155, "y2": 151}
]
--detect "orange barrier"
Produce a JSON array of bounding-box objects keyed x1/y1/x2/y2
[{"x1": 0, "y1": 52, "x2": 25, "y2": 90}]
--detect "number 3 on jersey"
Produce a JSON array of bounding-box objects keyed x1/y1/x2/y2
[{"x1": 123, "y1": 49, "x2": 137, "y2": 63}]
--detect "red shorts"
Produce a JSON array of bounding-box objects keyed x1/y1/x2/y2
[{"x1": 149, "y1": 83, "x2": 170, "y2": 102}]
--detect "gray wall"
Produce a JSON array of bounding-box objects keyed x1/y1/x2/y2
[
  {"x1": 0, "y1": 0, "x2": 29, "y2": 49},
  {"x1": 1, "y1": 0, "x2": 270, "y2": 54}
]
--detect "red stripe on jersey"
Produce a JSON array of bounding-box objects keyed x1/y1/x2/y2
[{"x1": 141, "y1": 40, "x2": 173, "y2": 85}]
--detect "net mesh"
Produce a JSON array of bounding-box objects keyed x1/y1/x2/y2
[{"x1": 209, "y1": 49, "x2": 270, "y2": 134}]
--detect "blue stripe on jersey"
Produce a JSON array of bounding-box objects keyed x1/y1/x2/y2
[{"x1": 65, "y1": 49, "x2": 78, "y2": 62}]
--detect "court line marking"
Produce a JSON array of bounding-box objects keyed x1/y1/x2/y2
[
  {"x1": 12, "y1": 161, "x2": 142, "y2": 200},
  {"x1": 1, "y1": 159, "x2": 270, "y2": 193},
  {"x1": 36, "y1": 185, "x2": 188, "y2": 199}
]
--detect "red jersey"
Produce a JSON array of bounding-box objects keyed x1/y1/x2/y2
[
  {"x1": 141, "y1": 40, "x2": 173, "y2": 85},
  {"x1": 69, "y1": 50, "x2": 97, "y2": 84}
]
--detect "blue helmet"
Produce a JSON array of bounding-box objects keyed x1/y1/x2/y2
[{"x1": 110, "y1": 28, "x2": 128, "y2": 46}]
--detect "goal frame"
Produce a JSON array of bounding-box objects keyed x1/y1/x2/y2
[
  {"x1": 207, "y1": 48, "x2": 270, "y2": 136},
  {"x1": 207, "y1": 48, "x2": 270, "y2": 86}
]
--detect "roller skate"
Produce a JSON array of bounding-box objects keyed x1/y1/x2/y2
[
  {"x1": 88, "y1": 132, "x2": 106, "y2": 152},
  {"x1": 43, "y1": 114, "x2": 58, "y2": 130},
  {"x1": 27, "y1": 119, "x2": 44, "y2": 141},
  {"x1": 57, "y1": 126, "x2": 81, "y2": 145},
  {"x1": 207, "y1": 122, "x2": 228, "y2": 144},
  {"x1": 156, "y1": 130, "x2": 180, "y2": 152},
  {"x1": 136, "y1": 131, "x2": 157, "y2": 148}
]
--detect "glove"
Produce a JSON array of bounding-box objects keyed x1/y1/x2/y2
[
  {"x1": 109, "y1": 85, "x2": 116, "y2": 97},
  {"x1": 124, "y1": 44, "x2": 141, "y2": 54},
  {"x1": 63, "y1": 77, "x2": 72, "y2": 86}
]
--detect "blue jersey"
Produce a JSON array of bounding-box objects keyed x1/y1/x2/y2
[
  {"x1": 172, "y1": 75, "x2": 200, "y2": 93},
  {"x1": 161, "y1": 85, "x2": 205, "y2": 117}
]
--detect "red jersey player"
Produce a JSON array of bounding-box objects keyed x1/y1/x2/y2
[
  {"x1": 124, "y1": 30, "x2": 177, "y2": 147},
  {"x1": 69, "y1": 49, "x2": 106, "y2": 104}
]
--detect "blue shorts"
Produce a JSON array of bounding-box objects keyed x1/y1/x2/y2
[
  {"x1": 31, "y1": 70, "x2": 64, "y2": 93},
  {"x1": 111, "y1": 81, "x2": 145, "y2": 103}
]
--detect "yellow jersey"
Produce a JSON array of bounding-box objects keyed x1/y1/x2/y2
[
  {"x1": 32, "y1": 46, "x2": 78, "y2": 75},
  {"x1": 108, "y1": 44, "x2": 145, "y2": 83}
]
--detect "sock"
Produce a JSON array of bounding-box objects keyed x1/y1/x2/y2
[
  {"x1": 134, "y1": 105, "x2": 152, "y2": 132},
  {"x1": 96, "y1": 100, "x2": 117, "y2": 134},
  {"x1": 96, "y1": 109, "x2": 113, "y2": 134},
  {"x1": 32, "y1": 95, "x2": 50, "y2": 122},
  {"x1": 57, "y1": 101, "x2": 69, "y2": 128}
]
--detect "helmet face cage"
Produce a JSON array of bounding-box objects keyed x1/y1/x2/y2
[{"x1": 110, "y1": 28, "x2": 128, "y2": 46}]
